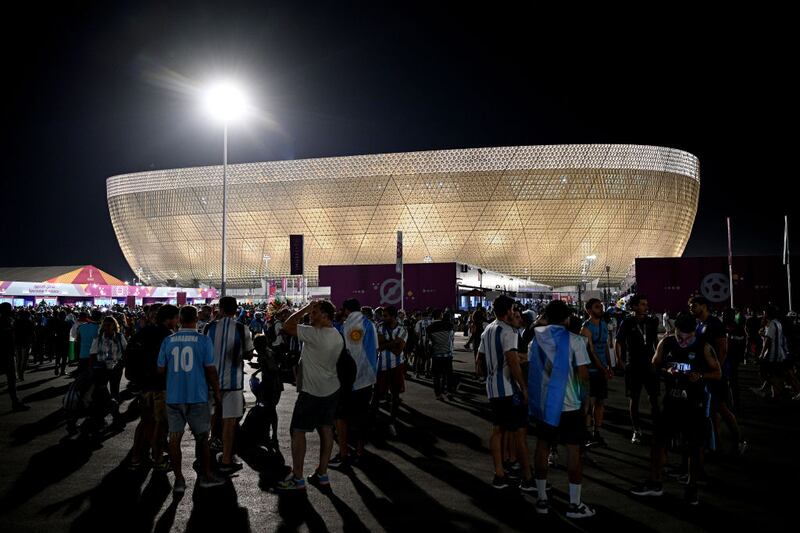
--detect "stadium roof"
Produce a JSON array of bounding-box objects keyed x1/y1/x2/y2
[{"x1": 0, "y1": 265, "x2": 125, "y2": 285}]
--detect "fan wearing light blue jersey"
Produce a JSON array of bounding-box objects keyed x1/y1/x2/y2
[
  {"x1": 476, "y1": 295, "x2": 533, "y2": 493},
  {"x1": 581, "y1": 298, "x2": 614, "y2": 448},
  {"x1": 330, "y1": 298, "x2": 378, "y2": 468},
  {"x1": 529, "y1": 299, "x2": 594, "y2": 518},
  {"x1": 204, "y1": 296, "x2": 254, "y2": 475},
  {"x1": 157, "y1": 305, "x2": 224, "y2": 494},
  {"x1": 374, "y1": 305, "x2": 407, "y2": 438}
]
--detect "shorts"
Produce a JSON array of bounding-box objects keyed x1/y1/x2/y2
[
  {"x1": 535, "y1": 409, "x2": 585, "y2": 445},
  {"x1": 375, "y1": 364, "x2": 406, "y2": 396},
  {"x1": 141, "y1": 390, "x2": 167, "y2": 423},
  {"x1": 208, "y1": 390, "x2": 245, "y2": 419},
  {"x1": 167, "y1": 402, "x2": 211, "y2": 435},
  {"x1": 290, "y1": 390, "x2": 340, "y2": 432},
  {"x1": 489, "y1": 396, "x2": 528, "y2": 431},
  {"x1": 655, "y1": 400, "x2": 708, "y2": 447},
  {"x1": 336, "y1": 385, "x2": 373, "y2": 426},
  {"x1": 625, "y1": 366, "x2": 660, "y2": 399},
  {"x1": 589, "y1": 371, "x2": 608, "y2": 400}
]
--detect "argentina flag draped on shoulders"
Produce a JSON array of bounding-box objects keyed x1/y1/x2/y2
[{"x1": 528, "y1": 324, "x2": 572, "y2": 426}]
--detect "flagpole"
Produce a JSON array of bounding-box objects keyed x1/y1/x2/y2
[
  {"x1": 397, "y1": 231, "x2": 404, "y2": 312},
  {"x1": 786, "y1": 216, "x2": 793, "y2": 312},
  {"x1": 727, "y1": 217, "x2": 734, "y2": 309}
]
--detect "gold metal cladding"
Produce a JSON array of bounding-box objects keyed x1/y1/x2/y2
[{"x1": 106, "y1": 144, "x2": 699, "y2": 288}]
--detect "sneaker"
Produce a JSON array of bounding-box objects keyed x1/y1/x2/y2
[
  {"x1": 685, "y1": 486, "x2": 699, "y2": 506},
  {"x1": 566, "y1": 502, "x2": 596, "y2": 519},
  {"x1": 387, "y1": 424, "x2": 397, "y2": 438},
  {"x1": 630, "y1": 480, "x2": 664, "y2": 496},
  {"x1": 677, "y1": 474, "x2": 690, "y2": 485},
  {"x1": 308, "y1": 471, "x2": 330, "y2": 487},
  {"x1": 492, "y1": 475, "x2": 512, "y2": 489},
  {"x1": 519, "y1": 478, "x2": 536, "y2": 494},
  {"x1": 218, "y1": 462, "x2": 244, "y2": 476},
  {"x1": 197, "y1": 474, "x2": 226, "y2": 488},
  {"x1": 328, "y1": 454, "x2": 346, "y2": 469},
  {"x1": 173, "y1": 477, "x2": 186, "y2": 495},
  {"x1": 216, "y1": 452, "x2": 242, "y2": 465},
  {"x1": 209, "y1": 437, "x2": 224, "y2": 452},
  {"x1": 446, "y1": 393, "x2": 455, "y2": 401},
  {"x1": 793, "y1": 392, "x2": 800, "y2": 401},
  {"x1": 535, "y1": 498, "x2": 550, "y2": 515},
  {"x1": 547, "y1": 450, "x2": 559, "y2": 467},
  {"x1": 591, "y1": 431, "x2": 607, "y2": 447},
  {"x1": 153, "y1": 456, "x2": 171, "y2": 473},
  {"x1": 738, "y1": 441, "x2": 749, "y2": 455},
  {"x1": 276, "y1": 475, "x2": 306, "y2": 491},
  {"x1": 631, "y1": 430, "x2": 642, "y2": 445}
]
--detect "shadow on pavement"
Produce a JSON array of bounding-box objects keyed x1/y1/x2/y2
[{"x1": 186, "y1": 481, "x2": 250, "y2": 532}]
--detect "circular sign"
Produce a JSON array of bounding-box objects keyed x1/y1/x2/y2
[
  {"x1": 700, "y1": 273, "x2": 730, "y2": 303},
  {"x1": 379, "y1": 278, "x2": 402, "y2": 305}
]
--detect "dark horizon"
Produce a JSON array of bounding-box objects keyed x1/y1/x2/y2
[{"x1": 3, "y1": 3, "x2": 796, "y2": 282}]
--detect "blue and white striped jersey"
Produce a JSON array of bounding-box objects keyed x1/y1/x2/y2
[
  {"x1": 478, "y1": 319, "x2": 519, "y2": 399},
  {"x1": 204, "y1": 317, "x2": 254, "y2": 391},
  {"x1": 378, "y1": 323, "x2": 408, "y2": 371}
]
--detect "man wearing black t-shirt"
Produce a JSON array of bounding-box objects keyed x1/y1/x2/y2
[
  {"x1": 690, "y1": 296, "x2": 745, "y2": 455},
  {"x1": 630, "y1": 313, "x2": 721, "y2": 505},
  {"x1": 615, "y1": 294, "x2": 660, "y2": 444}
]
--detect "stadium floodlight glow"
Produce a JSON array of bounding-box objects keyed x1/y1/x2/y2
[
  {"x1": 203, "y1": 81, "x2": 249, "y2": 123},
  {"x1": 202, "y1": 79, "x2": 251, "y2": 297}
]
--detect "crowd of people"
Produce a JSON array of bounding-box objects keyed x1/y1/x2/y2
[{"x1": 0, "y1": 291, "x2": 798, "y2": 520}]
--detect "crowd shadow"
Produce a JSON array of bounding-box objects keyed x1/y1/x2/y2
[{"x1": 186, "y1": 481, "x2": 251, "y2": 532}]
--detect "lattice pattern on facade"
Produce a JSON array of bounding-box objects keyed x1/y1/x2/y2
[{"x1": 107, "y1": 144, "x2": 699, "y2": 288}]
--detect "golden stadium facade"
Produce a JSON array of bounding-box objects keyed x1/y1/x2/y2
[{"x1": 106, "y1": 144, "x2": 699, "y2": 288}]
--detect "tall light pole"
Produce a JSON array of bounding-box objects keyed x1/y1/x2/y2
[
  {"x1": 203, "y1": 81, "x2": 249, "y2": 297},
  {"x1": 263, "y1": 254, "x2": 271, "y2": 302}
]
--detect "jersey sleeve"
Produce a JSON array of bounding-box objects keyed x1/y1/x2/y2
[
  {"x1": 571, "y1": 335, "x2": 592, "y2": 366},
  {"x1": 297, "y1": 324, "x2": 315, "y2": 345},
  {"x1": 501, "y1": 327, "x2": 518, "y2": 354},
  {"x1": 89, "y1": 337, "x2": 99, "y2": 355},
  {"x1": 157, "y1": 340, "x2": 168, "y2": 368},
  {"x1": 398, "y1": 326, "x2": 408, "y2": 342},
  {"x1": 478, "y1": 331, "x2": 486, "y2": 354},
  {"x1": 202, "y1": 336, "x2": 215, "y2": 366},
  {"x1": 616, "y1": 319, "x2": 629, "y2": 341}
]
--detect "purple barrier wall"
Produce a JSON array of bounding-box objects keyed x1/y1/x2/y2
[
  {"x1": 318, "y1": 263, "x2": 457, "y2": 310},
  {"x1": 635, "y1": 256, "x2": 795, "y2": 313}
]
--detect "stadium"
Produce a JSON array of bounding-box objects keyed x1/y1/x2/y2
[{"x1": 106, "y1": 144, "x2": 699, "y2": 289}]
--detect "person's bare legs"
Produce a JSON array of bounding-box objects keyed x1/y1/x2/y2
[
  {"x1": 515, "y1": 428, "x2": 532, "y2": 480},
  {"x1": 534, "y1": 437, "x2": 550, "y2": 481},
  {"x1": 221, "y1": 418, "x2": 237, "y2": 464},
  {"x1": 196, "y1": 432, "x2": 213, "y2": 478},
  {"x1": 490, "y1": 426, "x2": 505, "y2": 476},
  {"x1": 335, "y1": 419, "x2": 348, "y2": 459},
  {"x1": 291, "y1": 430, "x2": 307, "y2": 479},
  {"x1": 566, "y1": 443, "x2": 582, "y2": 484},
  {"x1": 169, "y1": 431, "x2": 184, "y2": 483},
  {"x1": 317, "y1": 426, "x2": 334, "y2": 475}
]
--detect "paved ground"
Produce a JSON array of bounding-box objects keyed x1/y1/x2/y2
[{"x1": 0, "y1": 335, "x2": 796, "y2": 532}]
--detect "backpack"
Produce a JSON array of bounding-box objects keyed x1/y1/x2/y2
[
  {"x1": 123, "y1": 335, "x2": 148, "y2": 385},
  {"x1": 337, "y1": 346, "x2": 357, "y2": 391},
  {"x1": 63, "y1": 370, "x2": 95, "y2": 414}
]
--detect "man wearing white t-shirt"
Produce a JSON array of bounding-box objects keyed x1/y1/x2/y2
[{"x1": 277, "y1": 300, "x2": 344, "y2": 491}]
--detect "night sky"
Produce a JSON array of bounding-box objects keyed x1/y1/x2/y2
[{"x1": 2, "y1": 3, "x2": 795, "y2": 281}]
